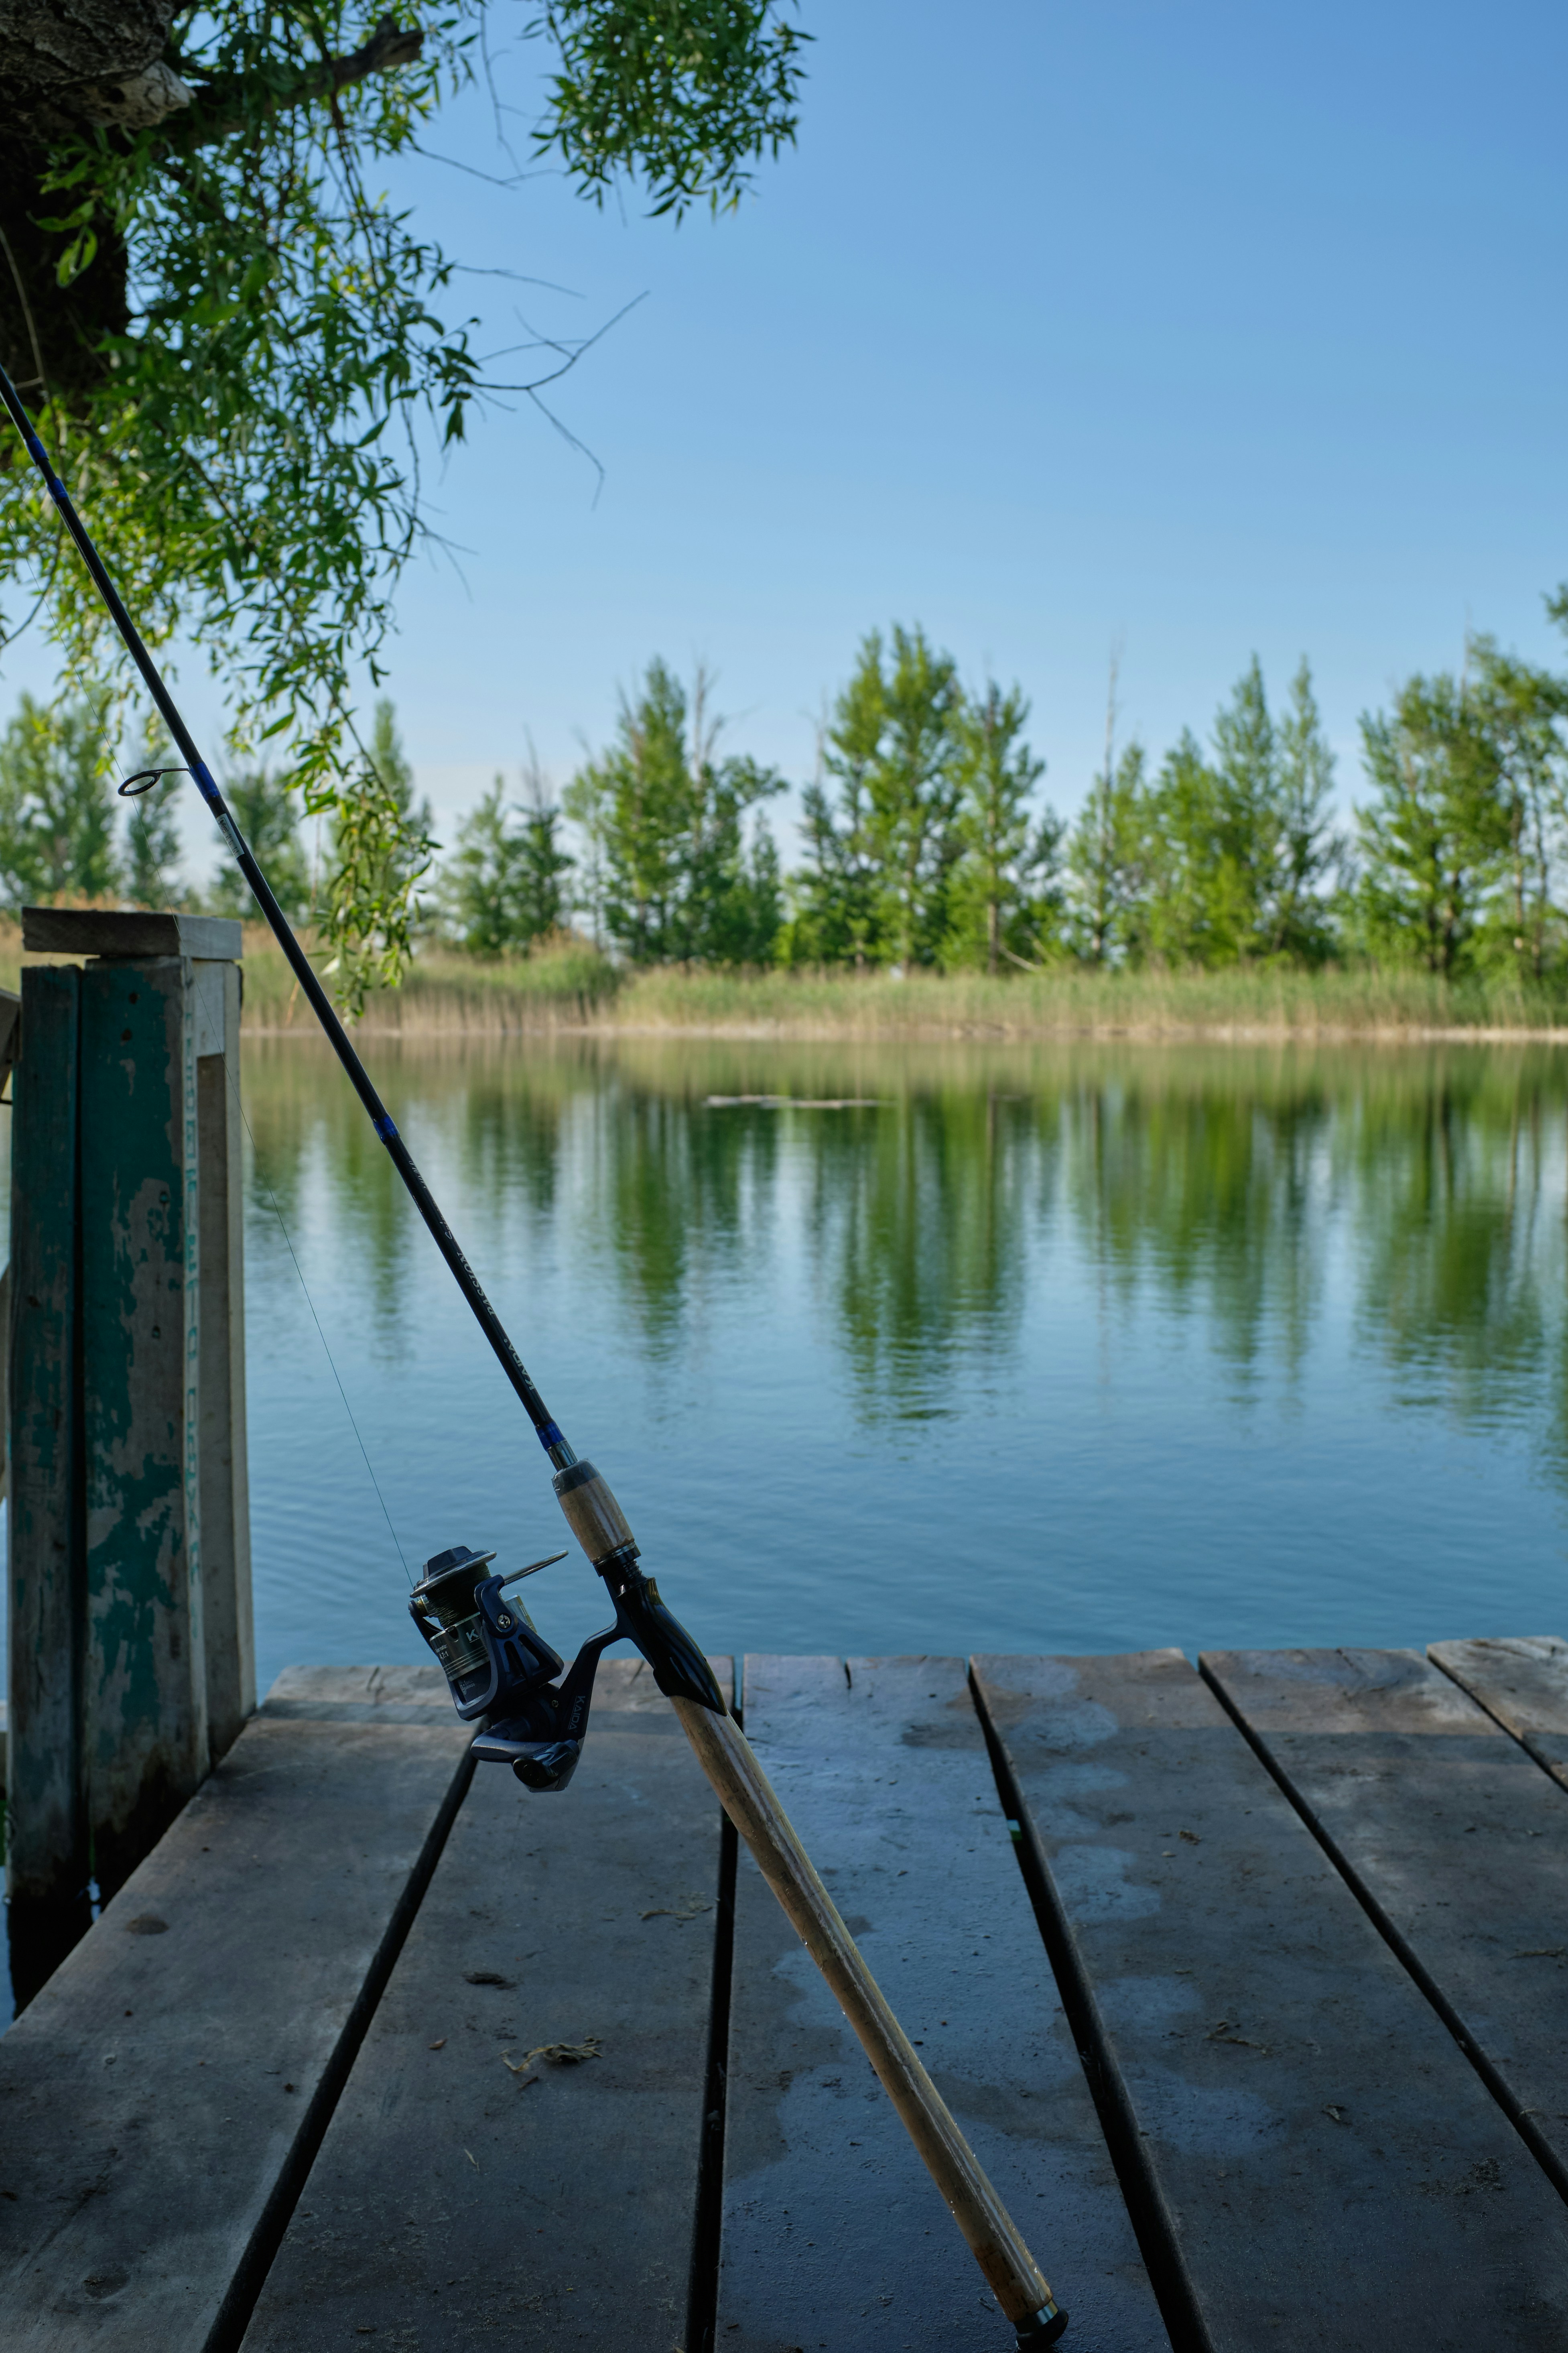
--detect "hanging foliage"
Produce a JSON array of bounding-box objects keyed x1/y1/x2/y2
[{"x1": 0, "y1": 0, "x2": 807, "y2": 1006}]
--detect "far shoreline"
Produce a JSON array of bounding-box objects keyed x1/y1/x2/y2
[
  {"x1": 14, "y1": 920, "x2": 1568, "y2": 1045},
  {"x1": 242, "y1": 1008, "x2": 1568, "y2": 1048}
]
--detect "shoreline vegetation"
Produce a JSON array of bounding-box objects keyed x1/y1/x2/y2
[
  {"x1": 9, "y1": 638, "x2": 1568, "y2": 1036},
  {"x1": 44, "y1": 927, "x2": 1568, "y2": 1041},
  {"x1": 10, "y1": 921, "x2": 1568, "y2": 1041}
]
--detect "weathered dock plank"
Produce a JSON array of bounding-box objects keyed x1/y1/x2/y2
[
  {"x1": 972, "y1": 1649, "x2": 1568, "y2": 2353},
  {"x1": 718, "y1": 1655, "x2": 1169, "y2": 2353},
  {"x1": 0, "y1": 1664, "x2": 471, "y2": 2352},
  {"x1": 240, "y1": 1658, "x2": 731, "y2": 2353},
  {"x1": 1202, "y1": 1645, "x2": 1568, "y2": 2194},
  {"x1": 1430, "y1": 1637, "x2": 1568, "y2": 1790}
]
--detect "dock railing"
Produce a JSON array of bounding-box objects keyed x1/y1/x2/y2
[{"x1": 6, "y1": 907, "x2": 253, "y2": 1997}]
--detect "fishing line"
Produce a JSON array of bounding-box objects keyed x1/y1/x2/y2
[
  {"x1": 190, "y1": 962, "x2": 412, "y2": 1583},
  {"x1": 0, "y1": 357, "x2": 1071, "y2": 2349}
]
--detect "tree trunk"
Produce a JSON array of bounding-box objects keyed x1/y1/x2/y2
[{"x1": 0, "y1": 2, "x2": 420, "y2": 404}]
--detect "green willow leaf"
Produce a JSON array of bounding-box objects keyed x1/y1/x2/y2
[{"x1": 1, "y1": 0, "x2": 805, "y2": 1005}]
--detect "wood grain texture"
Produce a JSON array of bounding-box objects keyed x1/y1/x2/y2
[
  {"x1": 240, "y1": 1658, "x2": 731, "y2": 2353},
  {"x1": 711, "y1": 1657, "x2": 1166, "y2": 2353},
  {"x1": 0, "y1": 983, "x2": 20, "y2": 1505},
  {"x1": 22, "y1": 907, "x2": 243, "y2": 960},
  {"x1": 1430, "y1": 1638, "x2": 1568, "y2": 1790},
  {"x1": 80, "y1": 958, "x2": 207, "y2": 1895},
  {"x1": 0, "y1": 1661, "x2": 472, "y2": 2352},
  {"x1": 193, "y1": 959, "x2": 254, "y2": 1763},
  {"x1": 6, "y1": 966, "x2": 86, "y2": 1912},
  {"x1": 0, "y1": 984, "x2": 22, "y2": 1076},
  {"x1": 677, "y1": 1687, "x2": 1058, "y2": 2336},
  {"x1": 973, "y1": 1648, "x2": 1568, "y2": 2353},
  {"x1": 1203, "y1": 1646, "x2": 1568, "y2": 2192}
]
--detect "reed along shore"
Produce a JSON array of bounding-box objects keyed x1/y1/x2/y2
[{"x1": 11, "y1": 923, "x2": 1568, "y2": 1042}]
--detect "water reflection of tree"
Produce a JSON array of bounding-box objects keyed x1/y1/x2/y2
[
  {"x1": 447, "y1": 1049, "x2": 578, "y2": 1239},
  {"x1": 1055, "y1": 1049, "x2": 1568, "y2": 1454},
  {"x1": 238, "y1": 1039, "x2": 587, "y2": 1346},
  {"x1": 1341, "y1": 1053, "x2": 1568, "y2": 1443},
  {"x1": 1061, "y1": 1066, "x2": 1330, "y2": 1385},
  {"x1": 806, "y1": 1087, "x2": 1044, "y2": 1418},
  {"x1": 237, "y1": 1035, "x2": 1568, "y2": 1495},
  {"x1": 577, "y1": 1076, "x2": 782, "y2": 1357}
]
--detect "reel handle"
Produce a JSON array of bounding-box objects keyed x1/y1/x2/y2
[{"x1": 670, "y1": 1696, "x2": 1067, "y2": 2347}]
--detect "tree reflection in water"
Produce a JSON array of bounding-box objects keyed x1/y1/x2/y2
[{"x1": 222, "y1": 1034, "x2": 1568, "y2": 1679}]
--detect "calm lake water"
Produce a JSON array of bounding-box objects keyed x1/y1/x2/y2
[{"x1": 211, "y1": 1031, "x2": 1568, "y2": 1691}]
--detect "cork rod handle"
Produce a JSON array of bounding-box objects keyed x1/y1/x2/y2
[{"x1": 671, "y1": 1696, "x2": 1065, "y2": 2339}]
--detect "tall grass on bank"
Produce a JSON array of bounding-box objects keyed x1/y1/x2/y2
[
  {"x1": 607, "y1": 962, "x2": 1568, "y2": 1038},
  {"x1": 340, "y1": 954, "x2": 1568, "y2": 1037},
  {"x1": 236, "y1": 927, "x2": 621, "y2": 1029},
  {"x1": 329, "y1": 955, "x2": 1568, "y2": 1039},
  {"x1": 10, "y1": 917, "x2": 1568, "y2": 1037}
]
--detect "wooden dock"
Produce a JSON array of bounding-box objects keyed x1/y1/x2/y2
[{"x1": 4, "y1": 1638, "x2": 1568, "y2": 2351}]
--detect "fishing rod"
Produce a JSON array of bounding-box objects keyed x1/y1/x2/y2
[{"x1": 0, "y1": 359, "x2": 1069, "y2": 2347}]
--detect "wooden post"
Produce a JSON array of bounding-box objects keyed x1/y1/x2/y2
[
  {"x1": 7, "y1": 968, "x2": 87, "y2": 1917},
  {"x1": 7, "y1": 909, "x2": 250, "y2": 1922},
  {"x1": 79, "y1": 952, "x2": 209, "y2": 1895},
  {"x1": 195, "y1": 957, "x2": 254, "y2": 1763},
  {"x1": 0, "y1": 983, "x2": 23, "y2": 1519}
]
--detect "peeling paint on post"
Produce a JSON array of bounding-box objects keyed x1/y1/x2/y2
[
  {"x1": 195, "y1": 959, "x2": 254, "y2": 1761},
  {"x1": 8, "y1": 913, "x2": 250, "y2": 1962},
  {"x1": 184, "y1": 962, "x2": 200, "y2": 1639},
  {"x1": 79, "y1": 958, "x2": 208, "y2": 1898},
  {"x1": 6, "y1": 967, "x2": 88, "y2": 1919}
]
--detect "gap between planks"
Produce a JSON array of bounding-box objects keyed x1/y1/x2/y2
[{"x1": 973, "y1": 1648, "x2": 1568, "y2": 2353}]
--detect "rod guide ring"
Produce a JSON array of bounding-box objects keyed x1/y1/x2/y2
[{"x1": 118, "y1": 765, "x2": 191, "y2": 797}]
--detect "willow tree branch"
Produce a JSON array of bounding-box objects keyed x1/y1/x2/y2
[
  {"x1": 169, "y1": 16, "x2": 424, "y2": 149},
  {"x1": 0, "y1": 223, "x2": 46, "y2": 394}
]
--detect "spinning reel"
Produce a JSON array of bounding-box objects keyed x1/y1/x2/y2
[{"x1": 409, "y1": 1458, "x2": 725, "y2": 1791}]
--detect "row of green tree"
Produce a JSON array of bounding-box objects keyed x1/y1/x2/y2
[
  {"x1": 1069, "y1": 628, "x2": 1568, "y2": 980},
  {"x1": 0, "y1": 695, "x2": 429, "y2": 934},
  {"x1": 444, "y1": 618, "x2": 1568, "y2": 979},
  {"x1": 8, "y1": 618, "x2": 1568, "y2": 980}
]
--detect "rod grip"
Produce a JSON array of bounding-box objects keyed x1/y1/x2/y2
[
  {"x1": 670, "y1": 1697, "x2": 1063, "y2": 2335},
  {"x1": 552, "y1": 1459, "x2": 635, "y2": 1564}
]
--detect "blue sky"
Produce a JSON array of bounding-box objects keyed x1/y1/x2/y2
[{"x1": 14, "y1": 0, "x2": 1568, "y2": 876}]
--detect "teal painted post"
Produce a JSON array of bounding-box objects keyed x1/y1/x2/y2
[
  {"x1": 6, "y1": 968, "x2": 88, "y2": 1919},
  {"x1": 195, "y1": 958, "x2": 254, "y2": 1761},
  {"x1": 79, "y1": 958, "x2": 208, "y2": 1898},
  {"x1": 0, "y1": 984, "x2": 22, "y2": 1519}
]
